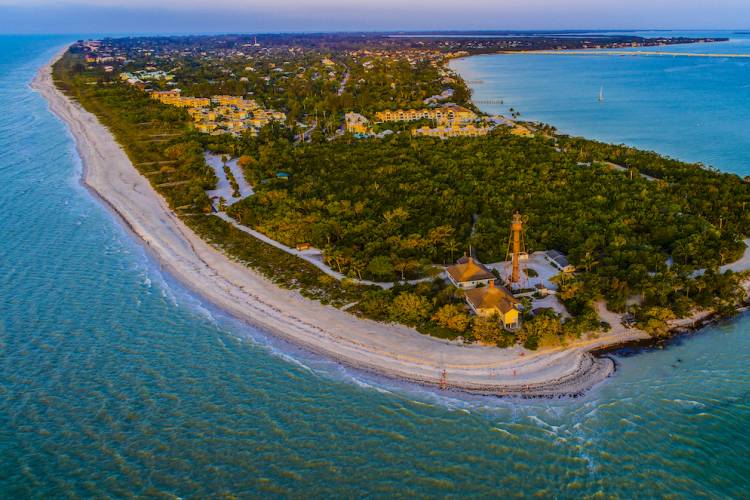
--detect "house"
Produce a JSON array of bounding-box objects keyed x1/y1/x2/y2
[
  {"x1": 511, "y1": 125, "x2": 533, "y2": 137},
  {"x1": 374, "y1": 103, "x2": 477, "y2": 124},
  {"x1": 464, "y1": 281, "x2": 521, "y2": 330},
  {"x1": 344, "y1": 112, "x2": 370, "y2": 134},
  {"x1": 195, "y1": 122, "x2": 218, "y2": 133},
  {"x1": 446, "y1": 257, "x2": 495, "y2": 289},
  {"x1": 411, "y1": 123, "x2": 489, "y2": 139},
  {"x1": 545, "y1": 250, "x2": 575, "y2": 273},
  {"x1": 440, "y1": 104, "x2": 477, "y2": 123}
]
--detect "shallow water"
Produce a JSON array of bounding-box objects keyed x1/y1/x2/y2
[
  {"x1": 450, "y1": 30, "x2": 750, "y2": 176},
  {"x1": 2, "y1": 35, "x2": 750, "y2": 497}
]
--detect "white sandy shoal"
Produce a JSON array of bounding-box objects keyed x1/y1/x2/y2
[{"x1": 31, "y1": 51, "x2": 651, "y2": 397}]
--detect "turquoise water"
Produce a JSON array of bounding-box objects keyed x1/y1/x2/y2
[
  {"x1": 451, "y1": 31, "x2": 750, "y2": 176},
  {"x1": 2, "y1": 35, "x2": 750, "y2": 497}
]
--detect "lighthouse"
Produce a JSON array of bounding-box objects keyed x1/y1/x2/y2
[{"x1": 505, "y1": 211, "x2": 527, "y2": 291}]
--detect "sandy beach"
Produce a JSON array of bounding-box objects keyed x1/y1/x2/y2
[{"x1": 31, "y1": 50, "x2": 656, "y2": 397}]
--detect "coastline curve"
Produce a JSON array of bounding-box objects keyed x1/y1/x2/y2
[{"x1": 31, "y1": 50, "x2": 649, "y2": 397}]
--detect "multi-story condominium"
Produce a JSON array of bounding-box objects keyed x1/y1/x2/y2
[
  {"x1": 375, "y1": 104, "x2": 477, "y2": 124},
  {"x1": 411, "y1": 123, "x2": 489, "y2": 138}
]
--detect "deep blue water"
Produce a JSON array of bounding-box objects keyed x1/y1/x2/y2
[
  {"x1": 451, "y1": 31, "x2": 750, "y2": 176},
  {"x1": 2, "y1": 34, "x2": 750, "y2": 497}
]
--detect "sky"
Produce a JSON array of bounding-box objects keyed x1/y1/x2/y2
[{"x1": 0, "y1": 0, "x2": 749, "y2": 34}]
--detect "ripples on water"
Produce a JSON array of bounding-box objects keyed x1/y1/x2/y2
[{"x1": 1, "y1": 35, "x2": 750, "y2": 497}]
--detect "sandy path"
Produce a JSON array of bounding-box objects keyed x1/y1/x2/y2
[
  {"x1": 721, "y1": 238, "x2": 750, "y2": 273},
  {"x1": 31, "y1": 51, "x2": 646, "y2": 397}
]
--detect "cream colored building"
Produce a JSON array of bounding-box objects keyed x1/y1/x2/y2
[
  {"x1": 412, "y1": 123, "x2": 489, "y2": 139},
  {"x1": 445, "y1": 257, "x2": 495, "y2": 289},
  {"x1": 375, "y1": 104, "x2": 476, "y2": 124}
]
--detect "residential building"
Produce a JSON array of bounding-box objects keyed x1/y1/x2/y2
[
  {"x1": 150, "y1": 90, "x2": 210, "y2": 108},
  {"x1": 374, "y1": 104, "x2": 477, "y2": 124},
  {"x1": 412, "y1": 123, "x2": 489, "y2": 139},
  {"x1": 545, "y1": 250, "x2": 575, "y2": 273},
  {"x1": 464, "y1": 281, "x2": 521, "y2": 330},
  {"x1": 150, "y1": 91, "x2": 284, "y2": 137},
  {"x1": 344, "y1": 112, "x2": 370, "y2": 134},
  {"x1": 511, "y1": 125, "x2": 533, "y2": 137},
  {"x1": 446, "y1": 257, "x2": 495, "y2": 289}
]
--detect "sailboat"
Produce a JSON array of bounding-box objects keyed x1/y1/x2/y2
[{"x1": 598, "y1": 85, "x2": 605, "y2": 103}]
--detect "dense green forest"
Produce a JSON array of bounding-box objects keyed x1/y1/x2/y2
[{"x1": 230, "y1": 132, "x2": 747, "y2": 270}]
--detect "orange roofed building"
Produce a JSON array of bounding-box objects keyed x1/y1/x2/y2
[
  {"x1": 445, "y1": 257, "x2": 495, "y2": 289},
  {"x1": 464, "y1": 282, "x2": 521, "y2": 330}
]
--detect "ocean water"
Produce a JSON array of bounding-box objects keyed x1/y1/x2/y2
[
  {"x1": 451, "y1": 31, "x2": 750, "y2": 176},
  {"x1": 2, "y1": 34, "x2": 750, "y2": 497}
]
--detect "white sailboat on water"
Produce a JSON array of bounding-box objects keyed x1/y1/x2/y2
[{"x1": 598, "y1": 85, "x2": 605, "y2": 102}]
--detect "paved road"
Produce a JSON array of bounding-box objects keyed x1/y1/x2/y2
[
  {"x1": 204, "y1": 153, "x2": 254, "y2": 207},
  {"x1": 692, "y1": 238, "x2": 750, "y2": 277},
  {"x1": 337, "y1": 66, "x2": 349, "y2": 96},
  {"x1": 215, "y1": 212, "x2": 434, "y2": 289}
]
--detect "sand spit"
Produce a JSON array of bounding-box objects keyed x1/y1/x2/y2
[{"x1": 32, "y1": 51, "x2": 652, "y2": 397}]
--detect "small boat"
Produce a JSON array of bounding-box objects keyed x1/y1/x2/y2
[{"x1": 598, "y1": 85, "x2": 605, "y2": 102}]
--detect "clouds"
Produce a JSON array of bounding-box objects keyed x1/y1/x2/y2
[{"x1": 0, "y1": 0, "x2": 749, "y2": 34}]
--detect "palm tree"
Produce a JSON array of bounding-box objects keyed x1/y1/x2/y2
[
  {"x1": 444, "y1": 240, "x2": 460, "y2": 264},
  {"x1": 580, "y1": 251, "x2": 598, "y2": 272}
]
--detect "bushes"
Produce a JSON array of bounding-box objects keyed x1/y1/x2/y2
[
  {"x1": 520, "y1": 310, "x2": 566, "y2": 349},
  {"x1": 388, "y1": 293, "x2": 431, "y2": 326},
  {"x1": 431, "y1": 304, "x2": 470, "y2": 334},
  {"x1": 223, "y1": 165, "x2": 241, "y2": 197}
]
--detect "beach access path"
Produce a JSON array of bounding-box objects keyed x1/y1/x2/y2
[
  {"x1": 214, "y1": 212, "x2": 431, "y2": 289},
  {"x1": 33, "y1": 49, "x2": 657, "y2": 397}
]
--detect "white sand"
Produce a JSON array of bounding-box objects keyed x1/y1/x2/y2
[{"x1": 32, "y1": 51, "x2": 652, "y2": 397}]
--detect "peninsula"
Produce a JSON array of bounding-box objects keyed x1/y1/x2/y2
[{"x1": 34, "y1": 32, "x2": 750, "y2": 397}]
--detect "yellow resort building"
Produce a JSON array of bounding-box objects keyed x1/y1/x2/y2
[
  {"x1": 510, "y1": 125, "x2": 533, "y2": 137},
  {"x1": 464, "y1": 282, "x2": 521, "y2": 331},
  {"x1": 211, "y1": 95, "x2": 246, "y2": 106},
  {"x1": 150, "y1": 90, "x2": 286, "y2": 137},
  {"x1": 374, "y1": 104, "x2": 477, "y2": 124},
  {"x1": 412, "y1": 123, "x2": 489, "y2": 139},
  {"x1": 150, "y1": 90, "x2": 210, "y2": 108}
]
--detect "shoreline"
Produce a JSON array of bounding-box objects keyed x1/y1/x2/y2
[{"x1": 34, "y1": 48, "x2": 727, "y2": 398}]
